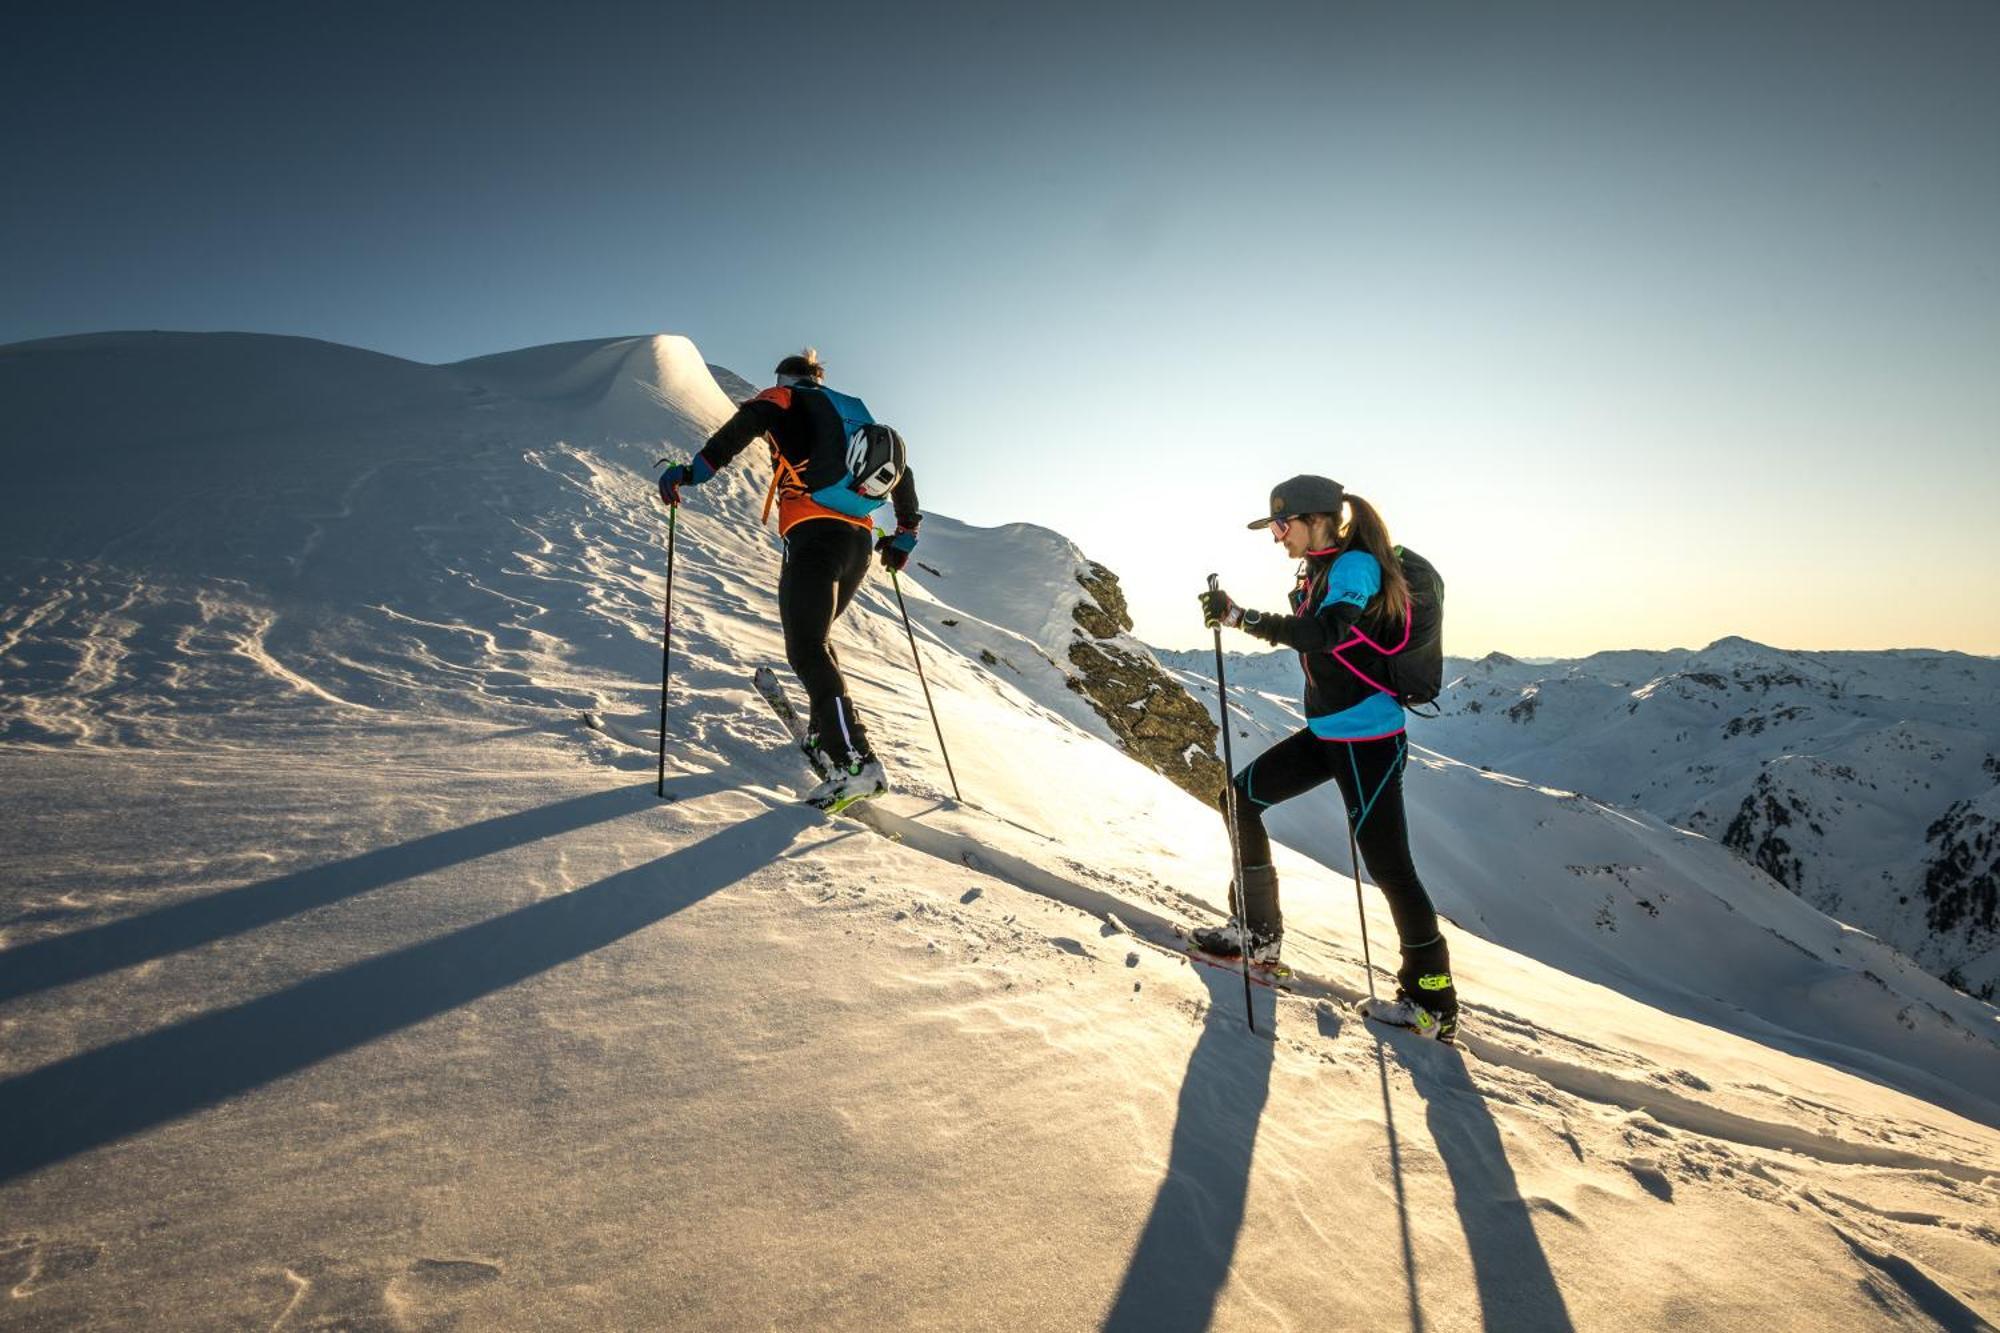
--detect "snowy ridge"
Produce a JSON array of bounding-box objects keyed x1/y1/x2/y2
[
  {"x1": 904, "y1": 518, "x2": 1099, "y2": 667},
  {"x1": 4, "y1": 331, "x2": 1998, "y2": 1329},
  {"x1": 858, "y1": 513, "x2": 1131, "y2": 747}
]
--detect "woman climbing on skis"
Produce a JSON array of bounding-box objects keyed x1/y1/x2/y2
[{"x1": 1196, "y1": 474, "x2": 1458, "y2": 1042}]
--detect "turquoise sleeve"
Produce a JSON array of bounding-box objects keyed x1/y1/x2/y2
[{"x1": 1319, "y1": 551, "x2": 1381, "y2": 611}]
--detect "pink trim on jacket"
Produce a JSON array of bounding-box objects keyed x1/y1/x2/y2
[{"x1": 1329, "y1": 603, "x2": 1413, "y2": 696}]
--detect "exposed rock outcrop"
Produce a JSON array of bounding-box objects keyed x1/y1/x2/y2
[
  {"x1": 1924, "y1": 798, "x2": 1998, "y2": 942},
  {"x1": 1721, "y1": 770, "x2": 1818, "y2": 894},
  {"x1": 1072, "y1": 562, "x2": 1132, "y2": 640},
  {"x1": 1063, "y1": 562, "x2": 1225, "y2": 807}
]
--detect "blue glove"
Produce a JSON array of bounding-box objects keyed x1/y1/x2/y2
[
  {"x1": 659, "y1": 465, "x2": 691, "y2": 506},
  {"x1": 876, "y1": 526, "x2": 918, "y2": 573},
  {"x1": 658, "y1": 457, "x2": 714, "y2": 507}
]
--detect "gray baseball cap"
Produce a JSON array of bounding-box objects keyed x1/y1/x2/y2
[{"x1": 1246, "y1": 474, "x2": 1345, "y2": 529}]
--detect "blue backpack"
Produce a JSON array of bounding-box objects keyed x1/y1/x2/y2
[{"x1": 796, "y1": 386, "x2": 907, "y2": 519}]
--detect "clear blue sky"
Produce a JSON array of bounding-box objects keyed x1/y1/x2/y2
[{"x1": 7, "y1": 1, "x2": 1997, "y2": 654}]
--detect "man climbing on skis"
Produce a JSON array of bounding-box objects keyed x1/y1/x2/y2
[{"x1": 658, "y1": 349, "x2": 921, "y2": 808}]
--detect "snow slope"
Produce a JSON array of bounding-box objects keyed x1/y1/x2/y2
[{"x1": 4, "y1": 331, "x2": 1998, "y2": 1330}]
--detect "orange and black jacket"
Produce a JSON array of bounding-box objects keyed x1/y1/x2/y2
[{"x1": 695, "y1": 385, "x2": 921, "y2": 538}]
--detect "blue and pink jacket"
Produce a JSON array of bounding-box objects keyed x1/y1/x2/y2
[{"x1": 1240, "y1": 547, "x2": 1409, "y2": 741}]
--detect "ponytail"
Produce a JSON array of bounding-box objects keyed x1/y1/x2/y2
[{"x1": 1340, "y1": 494, "x2": 1410, "y2": 626}]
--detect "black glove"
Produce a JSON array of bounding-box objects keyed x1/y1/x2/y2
[
  {"x1": 876, "y1": 527, "x2": 918, "y2": 573},
  {"x1": 1199, "y1": 587, "x2": 1245, "y2": 630}
]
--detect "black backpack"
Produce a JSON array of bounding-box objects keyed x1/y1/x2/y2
[{"x1": 1381, "y1": 545, "x2": 1445, "y2": 708}]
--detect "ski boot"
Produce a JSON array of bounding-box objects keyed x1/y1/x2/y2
[
  {"x1": 1188, "y1": 918, "x2": 1284, "y2": 967},
  {"x1": 804, "y1": 751, "x2": 888, "y2": 813},
  {"x1": 1190, "y1": 863, "x2": 1282, "y2": 965},
  {"x1": 1361, "y1": 936, "x2": 1459, "y2": 1044}
]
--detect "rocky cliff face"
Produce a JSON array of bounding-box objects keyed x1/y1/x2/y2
[
  {"x1": 1064, "y1": 562, "x2": 1225, "y2": 807},
  {"x1": 1922, "y1": 784, "x2": 2000, "y2": 998},
  {"x1": 1720, "y1": 770, "x2": 1815, "y2": 895}
]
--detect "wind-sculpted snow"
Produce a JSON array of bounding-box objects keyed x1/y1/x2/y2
[
  {"x1": 0, "y1": 335, "x2": 748, "y2": 747},
  {"x1": 832, "y1": 791, "x2": 2000, "y2": 1188},
  {"x1": 3, "y1": 330, "x2": 1998, "y2": 1329}
]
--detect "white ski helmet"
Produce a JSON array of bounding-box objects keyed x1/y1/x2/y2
[{"x1": 845, "y1": 423, "x2": 906, "y2": 498}]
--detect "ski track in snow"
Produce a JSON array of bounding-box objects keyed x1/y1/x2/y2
[
  {"x1": 718, "y1": 776, "x2": 2000, "y2": 1189},
  {"x1": 698, "y1": 756, "x2": 2000, "y2": 1327}
]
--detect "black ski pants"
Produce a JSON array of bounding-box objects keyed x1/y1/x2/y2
[
  {"x1": 778, "y1": 518, "x2": 874, "y2": 762},
  {"x1": 1225, "y1": 728, "x2": 1442, "y2": 952}
]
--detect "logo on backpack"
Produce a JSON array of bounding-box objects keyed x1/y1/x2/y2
[
  {"x1": 844, "y1": 423, "x2": 905, "y2": 501},
  {"x1": 801, "y1": 387, "x2": 906, "y2": 518}
]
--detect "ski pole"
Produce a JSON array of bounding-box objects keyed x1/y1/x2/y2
[
  {"x1": 1347, "y1": 815, "x2": 1378, "y2": 1004},
  {"x1": 655, "y1": 465, "x2": 681, "y2": 800},
  {"x1": 885, "y1": 559, "x2": 962, "y2": 802},
  {"x1": 1208, "y1": 574, "x2": 1257, "y2": 1035}
]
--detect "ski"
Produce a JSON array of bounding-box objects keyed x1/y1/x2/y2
[
  {"x1": 1171, "y1": 923, "x2": 1294, "y2": 990},
  {"x1": 818, "y1": 788, "x2": 879, "y2": 816},
  {"x1": 753, "y1": 666, "x2": 830, "y2": 781},
  {"x1": 1183, "y1": 946, "x2": 1294, "y2": 990},
  {"x1": 752, "y1": 666, "x2": 885, "y2": 814}
]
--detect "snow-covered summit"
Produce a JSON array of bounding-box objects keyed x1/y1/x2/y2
[
  {"x1": 4, "y1": 330, "x2": 1998, "y2": 1329},
  {"x1": 454, "y1": 333, "x2": 737, "y2": 442}
]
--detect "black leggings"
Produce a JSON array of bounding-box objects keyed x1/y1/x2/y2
[
  {"x1": 1226, "y1": 729, "x2": 1441, "y2": 950},
  {"x1": 778, "y1": 519, "x2": 873, "y2": 760}
]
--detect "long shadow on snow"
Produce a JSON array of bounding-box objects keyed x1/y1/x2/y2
[
  {"x1": 0, "y1": 801, "x2": 810, "y2": 1184},
  {"x1": 1370, "y1": 1028, "x2": 1430, "y2": 1332},
  {"x1": 0, "y1": 776, "x2": 739, "y2": 1004},
  {"x1": 1101, "y1": 965, "x2": 1276, "y2": 1332},
  {"x1": 1400, "y1": 1036, "x2": 1575, "y2": 1332}
]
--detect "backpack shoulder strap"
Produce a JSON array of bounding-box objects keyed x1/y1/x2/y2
[
  {"x1": 812, "y1": 386, "x2": 875, "y2": 430},
  {"x1": 761, "y1": 447, "x2": 808, "y2": 526}
]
